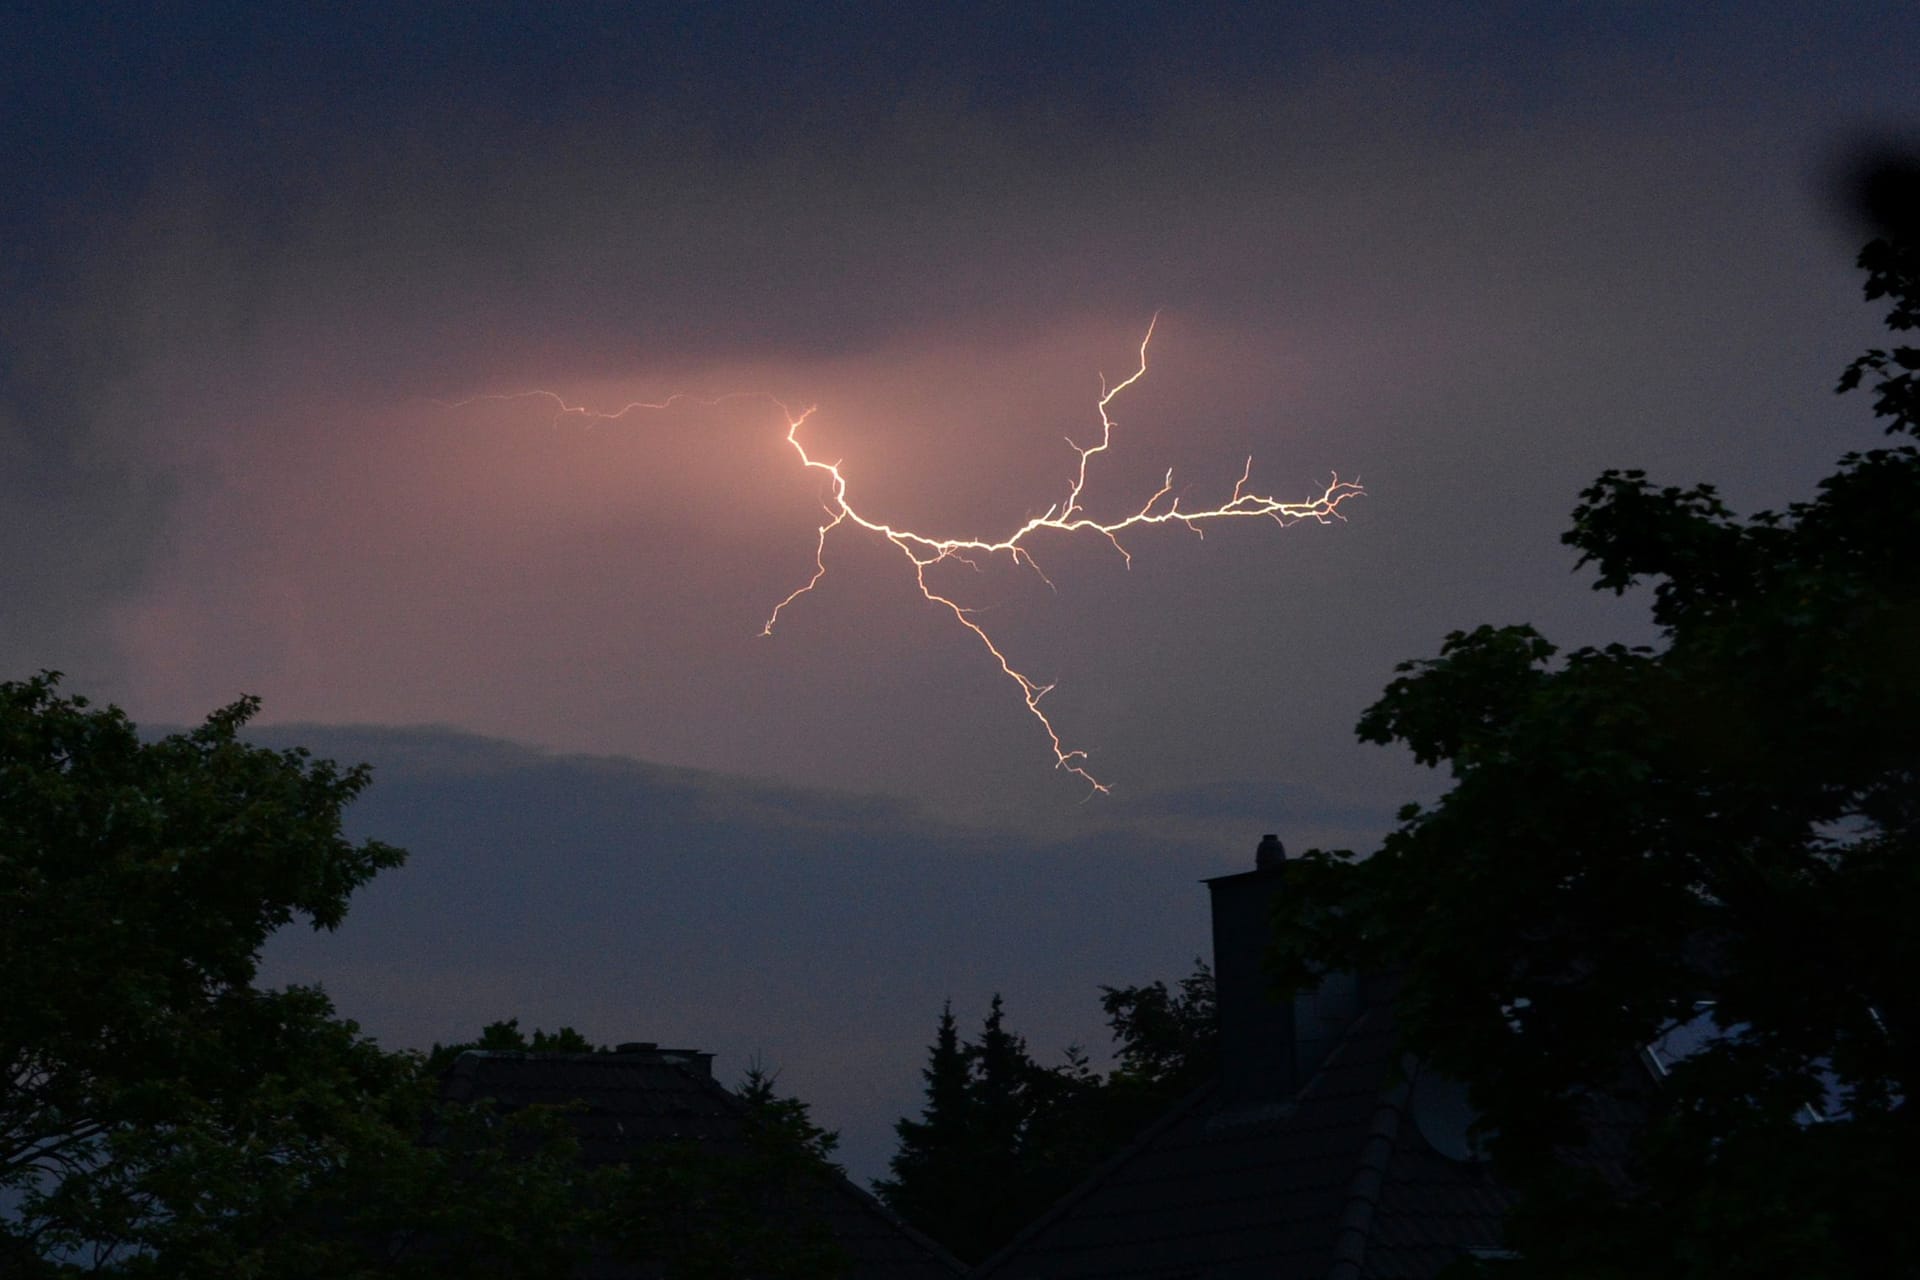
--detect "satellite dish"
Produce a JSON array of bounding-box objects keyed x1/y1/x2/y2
[{"x1": 1409, "y1": 1069, "x2": 1490, "y2": 1162}]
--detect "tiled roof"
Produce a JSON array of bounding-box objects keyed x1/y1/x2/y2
[
  {"x1": 974, "y1": 999, "x2": 1517, "y2": 1280},
  {"x1": 444, "y1": 1049, "x2": 964, "y2": 1279},
  {"x1": 1353, "y1": 1074, "x2": 1512, "y2": 1280}
]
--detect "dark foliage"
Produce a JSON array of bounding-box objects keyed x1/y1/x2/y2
[
  {"x1": 0, "y1": 674, "x2": 413, "y2": 1274},
  {"x1": 424, "y1": 1019, "x2": 604, "y2": 1075},
  {"x1": 1101, "y1": 961, "x2": 1219, "y2": 1100},
  {"x1": 1268, "y1": 233, "x2": 1920, "y2": 1278},
  {"x1": 879, "y1": 964, "x2": 1217, "y2": 1264},
  {"x1": 596, "y1": 1063, "x2": 848, "y2": 1280},
  {"x1": 1, "y1": 678, "x2": 847, "y2": 1278}
]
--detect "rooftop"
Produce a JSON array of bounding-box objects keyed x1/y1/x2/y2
[{"x1": 443, "y1": 1045, "x2": 964, "y2": 1279}]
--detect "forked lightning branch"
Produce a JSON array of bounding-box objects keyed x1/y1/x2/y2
[{"x1": 442, "y1": 320, "x2": 1363, "y2": 794}]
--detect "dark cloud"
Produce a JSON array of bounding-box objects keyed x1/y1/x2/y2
[{"x1": 1117, "y1": 777, "x2": 1391, "y2": 839}]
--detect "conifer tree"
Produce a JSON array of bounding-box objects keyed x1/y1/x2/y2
[
  {"x1": 967, "y1": 995, "x2": 1030, "y2": 1172},
  {"x1": 880, "y1": 968, "x2": 1221, "y2": 1264},
  {"x1": 964, "y1": 995, "x2": 1042, "y2": 1258},
  {"x1": 873, "y1": 1001, "x2": 975, "y2": 1253}
]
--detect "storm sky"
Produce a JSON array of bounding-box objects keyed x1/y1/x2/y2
[{"x1": 8, "y1": 3, "x2": 1918, "y2": 1182}]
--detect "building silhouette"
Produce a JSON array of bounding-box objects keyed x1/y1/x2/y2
[
  {"x1": 972, "y1": 836, "x2": 1643, "y2": 1279},
  {"x1": 442, "y1": 1043, "x2": 964, "y2": 1278}
]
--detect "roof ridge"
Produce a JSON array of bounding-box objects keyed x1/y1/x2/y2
[
  {"x1": 827, "y1": 1163, "x2": 970, "y2": 1275},
  {"x1": 969, "y1": 1077, "x2": 1218, "y2": 1278},
  {"x1": 1324, "y1": 1052, "x2": 1416, "y2": 1280}
]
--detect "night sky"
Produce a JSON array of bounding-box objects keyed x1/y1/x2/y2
[{"x1": 8, "y1": 2, "x2": 1918, "y2": 1182}]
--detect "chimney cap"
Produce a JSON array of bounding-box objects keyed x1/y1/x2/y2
[{"x1": 1255, "y1": 833, "x2": 1286, "y2": 870}]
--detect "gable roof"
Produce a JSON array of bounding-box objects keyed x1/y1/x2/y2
[
  {"x1": 972, "y1": 996, "x2": 1515, "y2": 1280},
  {"x1": 444, "y1": 1048, "x2": 965, "y2": 1279}
]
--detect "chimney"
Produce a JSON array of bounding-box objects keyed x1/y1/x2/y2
[{"x1": 1206, "y1": 833, "x2": 1360, "y2": 1110}]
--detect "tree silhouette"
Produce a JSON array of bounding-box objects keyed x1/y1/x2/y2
[
  {"x1": 1101, "y1": 960, "x2": 1218, "y2": 1098},
  {"x1": 0, "y1": 678, "x2": 853, "y2": 1278},
  {"x1": 0, "y1": 674, "x2": 413, "y2": 1273},
  {"x1": 880, "y1": 967, "x2": 1219, "y2": 1264},
  {"x1": 1270, "y1": 227, "x2": 1920, "y2": 1276},
  {"x1": 424, "y1": 1018, "x2": 602, "y2": 1073},
  {"x1": 875, "y1": 1002, "x2": 976, "y2": 1254}
]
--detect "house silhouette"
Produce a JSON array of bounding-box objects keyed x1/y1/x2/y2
[
  {"x1": 441, "y1": 1044, "x2": 965, "y2": 1278},
  {"x1": 973, "y1": 836, "x2": 1642, "y2": 1279}
]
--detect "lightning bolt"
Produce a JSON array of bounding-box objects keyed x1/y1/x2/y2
[{"x1": 441, "y1": 319, "x2": 1362, "y2": 795}]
